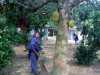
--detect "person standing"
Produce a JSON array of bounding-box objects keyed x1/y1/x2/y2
[
  {"x1": 27, "y1": 32, "x2": 42, "y2": 75},
  {"x1": 73, "y1": 33, "x2": 79, "y2": 44}
]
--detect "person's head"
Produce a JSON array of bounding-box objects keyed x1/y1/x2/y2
[{"x1": 34, "y1": 32, "x2": 40, "y2": 38}]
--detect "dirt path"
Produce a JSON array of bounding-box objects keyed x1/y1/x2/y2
[
  {"x1": 11, "y1": 45, "x2": 32, "y2": 75},
  {"x1": 9, "y1": 39, "x2": 55, "y2": 75}
]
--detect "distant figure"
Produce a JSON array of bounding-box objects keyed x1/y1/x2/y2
[
  {"x1": 27, "y1": 32, "x2": 42, "y2": 75},
  {"x1": 73, "y1": 33, "x2": 79, "y2": 44}
]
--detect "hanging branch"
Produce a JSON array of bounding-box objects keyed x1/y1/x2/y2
[
  {"x1": 15, "y1": 0, "x2": 51, "y2": 12},
  {"x1": 16, "y1": 1, "x2": 29, "y2": 9},
  {"x1": 69, "y1": 0, "x2": 89, "y2": 10},
  {"x1": 15, "y1": 0, "x2": 89, "y2": 13}
]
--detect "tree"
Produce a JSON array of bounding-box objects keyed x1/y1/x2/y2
[
  {"x1": 51, "y1": 0, "x2": 89, "y2": 75},
  {"x1": 73, "y1": 1, "x2": 100, "y2": 65}
]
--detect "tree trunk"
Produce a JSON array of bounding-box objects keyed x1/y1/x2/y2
[
  {"x1": 51, "y1": 1, "x2": 70, "y2": 75},
  {"x1": 51, "y1": 0, "x2": 88, "y2": 74}
]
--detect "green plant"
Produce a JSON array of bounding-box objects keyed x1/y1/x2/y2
[
  {"x1": 74, "y1": 44, "x2": 97, "y2": 65},
  {"x1": 0, "y1": 24, "x2": 14, "y2": 70},
  {"x1": 73, "y1": 1, "x2": 100, "y2": 65},
  {"x1": 0, "y1": 14, "x2": 25, "y2": 70},
  {"x1": 0, "y1": 42, "x2": 14, "y2": 70}
]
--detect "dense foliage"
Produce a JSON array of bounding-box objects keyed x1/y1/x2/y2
[
  {"x1": 28, "y1": 2, "x2": 58, "y2": 30},
  {"x1": 74, "y1": 1, "x2": 100, "y2": 65},
  {"x1": 0, "y1": 3, "x2": 25, "y2": 70},
  {"x1": 75, "y1": 43, "x2": 97, "y2": 65}
]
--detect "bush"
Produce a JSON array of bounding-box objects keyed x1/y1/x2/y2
[
  {"x1": 0, "y1": 43, "x2": 14, "y2": 70},
  {"x1": 74, "y1": 44, "x2": 97, "y2": 65},
  {"x1": 13, "y1": 33, "x2": 28, "y2": 45},
  {"x1": 0, "y1": 14, "x2": 25, "y2": 70}
]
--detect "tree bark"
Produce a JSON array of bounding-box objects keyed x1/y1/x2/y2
[{"x1": 51, "y1": 1, "x2": 70, "y2": 75}]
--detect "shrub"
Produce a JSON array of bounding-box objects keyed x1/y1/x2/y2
[
  {"x1": 74, "y1": 43, "x2": 97, "y2": 65},
  {"x1": 0, "y1": 43, "x2": 14, "y2": 70},
  {"x1": 0, "y1": 14, "x2": 24, "y2": 70}
]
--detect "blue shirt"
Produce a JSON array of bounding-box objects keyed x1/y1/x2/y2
[{"x1": 27, "y1": 36, "x2": 42, "y2": 54}]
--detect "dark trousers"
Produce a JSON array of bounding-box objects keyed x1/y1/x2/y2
[{"x1": 30, "y1": 53, "x2": 39, "y2": 75}]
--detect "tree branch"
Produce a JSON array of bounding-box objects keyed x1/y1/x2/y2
[
  {"x1": 16, "y1": 0, "x2": 52, "y2": 12},
  {"x1": 15, "y1": 0, "x2": 89, "y2": 13},
  {"x1": 69, "y1": 0, "x2": 89, "y2": 9},
  {"x1": 16, "y1": 1, "x2": 29, "y2": 9},
  {"x1": 31, "y1": 0, "x2": 51, "y2": 12}
]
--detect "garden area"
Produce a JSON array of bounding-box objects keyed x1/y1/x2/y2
[{"x1": 0, "y1": 0, "x2": 100, "y2": 75}]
